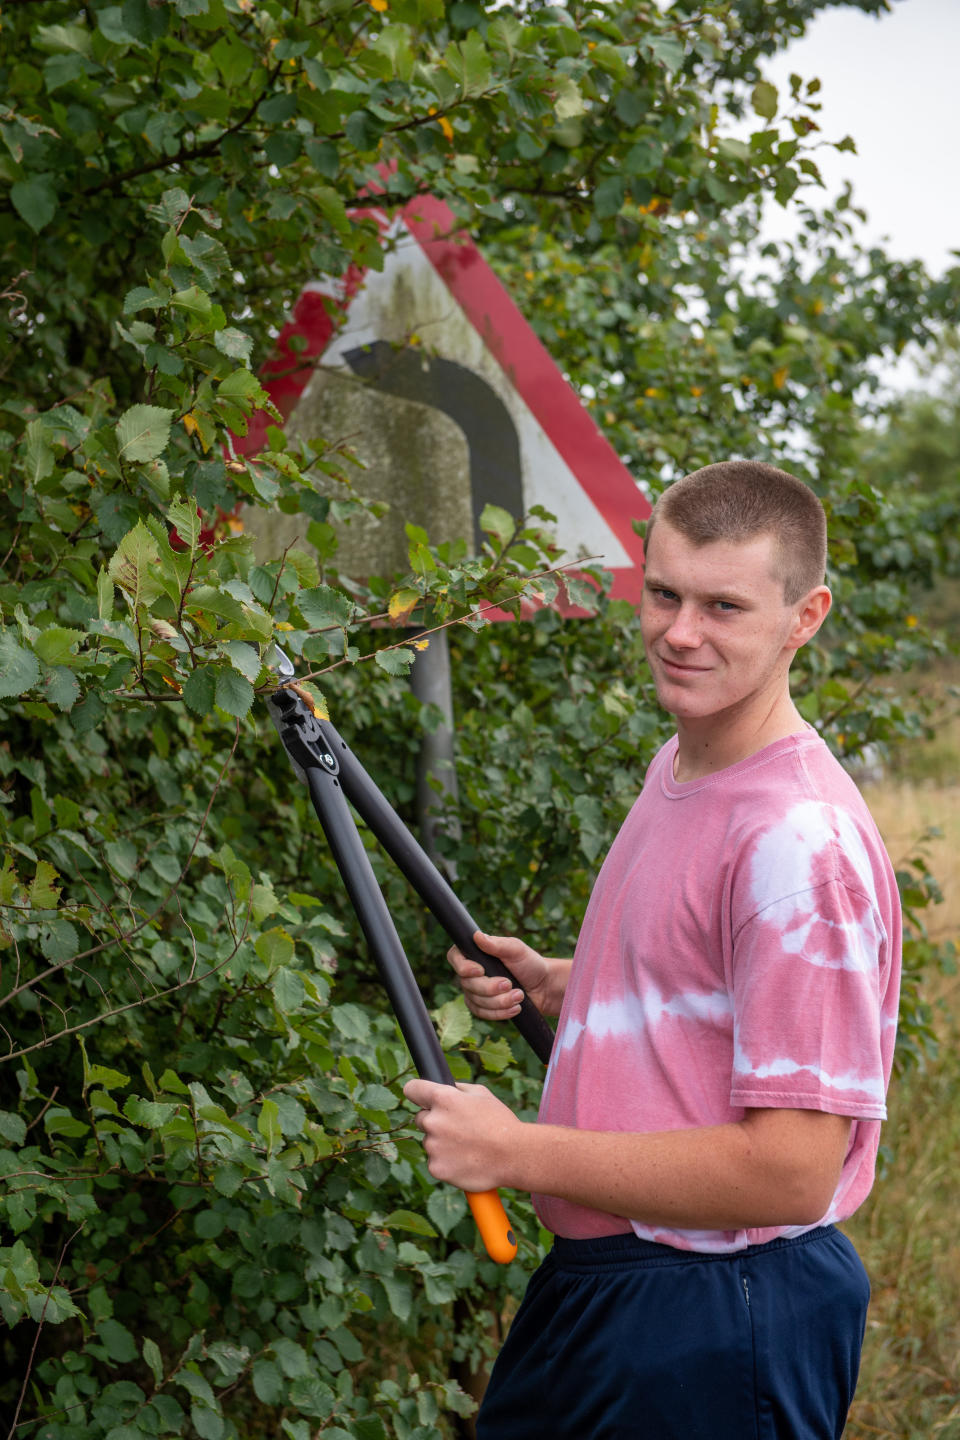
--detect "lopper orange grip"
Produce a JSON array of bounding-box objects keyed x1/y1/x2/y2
[{"x1": 466, "y1": 1189, "x2": 518, "y2": 1264}]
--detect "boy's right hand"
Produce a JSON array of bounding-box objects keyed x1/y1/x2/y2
[{"x1": 447, "y1": 930, "x2": 564, "y2": 1020}]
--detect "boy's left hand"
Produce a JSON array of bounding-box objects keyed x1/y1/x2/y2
[{"x1": 404, "y1": 1078, "x2": 523, "y2": 1194}]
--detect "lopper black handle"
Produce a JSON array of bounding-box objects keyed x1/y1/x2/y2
[
  {"x1": 317, "y1": 720, "x2": 555, "y2": 1066},
  {"x1": 303, "y1": 765, "x2": 517, "y2": 1264}
]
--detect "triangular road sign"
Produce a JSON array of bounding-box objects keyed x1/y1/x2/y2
[{"x1": 243, "y1": 195, "x2": 648, "y2": 604}]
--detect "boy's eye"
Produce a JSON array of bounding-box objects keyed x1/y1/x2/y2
[{"x1": 714, "y1": 600, "x2": 739, "y2": 612}]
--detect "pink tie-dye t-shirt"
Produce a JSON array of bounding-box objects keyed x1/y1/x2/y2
[{"x1": 534, "y1": 729, "x2": 901, "y2": 1253}]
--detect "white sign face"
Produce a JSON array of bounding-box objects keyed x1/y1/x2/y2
[{"x1": 245, "y1": 196, "x2": 649, "y2": 600}]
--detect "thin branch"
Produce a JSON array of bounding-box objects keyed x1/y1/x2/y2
[
  {"x1": 5, "y1": 1225, "x2": 85, "y2": 1440},
  {"x1": 296, "y1": 556, "x2": 600, "y2": 685}
]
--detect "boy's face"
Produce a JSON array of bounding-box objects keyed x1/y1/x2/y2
[{"x1": 639, "y1": 520, "x2": 814, "y2": 728}]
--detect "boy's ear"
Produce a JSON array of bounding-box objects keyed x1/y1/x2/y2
[{"x1": 789, "y1": 585, "x2": 832, "y2": 651}]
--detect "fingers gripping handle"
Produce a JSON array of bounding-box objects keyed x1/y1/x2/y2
[{"x1": 467, "y1": 1190, "x2": 518, "y2": 1265}]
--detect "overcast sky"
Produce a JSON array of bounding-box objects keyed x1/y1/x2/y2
[{"x1": 762, "y1": 0, "x2": 960, "y2": 276}]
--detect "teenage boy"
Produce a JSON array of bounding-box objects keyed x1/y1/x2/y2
[{"x1": 405, "y1": 462, "x2": 902, "y2": 1440}]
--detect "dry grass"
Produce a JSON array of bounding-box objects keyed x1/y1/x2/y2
[
  {"x1": 843, "y1": 981, "x2": 960, "y2": 1439},
  {"x1": 842, "y1": 709, "x2": 960, "y2": 1438},
  {"x1": 862, "y1": 774, "x2": 960, "y2": 944}
]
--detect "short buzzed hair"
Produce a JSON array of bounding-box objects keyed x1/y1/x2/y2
[{"x1": 644, "y1": 461, "x2": 828, "y2": 604}]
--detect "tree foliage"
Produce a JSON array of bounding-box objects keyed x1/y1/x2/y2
[{"x1": 1, "y1": 1, "x2": 959, "y2": 1435}]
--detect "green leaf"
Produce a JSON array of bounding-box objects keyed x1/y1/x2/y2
[
  {"x1": 271, "y1": 967, "x2": 305, "y2": 1013},
  {"x1": 124, "y1": 286, "x2": 166, "y2": 315},
  {"x1": 590, "y1": 42, "x2": 630, "y2": 81},
  {"x1": 34, "y1": 626, "x2": 85, "y2": 666},
  {"x1": 192, "y1": 1406, "x2": 224, "y2": 1440},
  {"x1": 43, "y1": 666, "x2": 79, "y2": 712},
  {"x1": 28, "y1": 860, "x2": 60, "y2": 910},
  {"x1": 0, "y1": 1111, "x2": 27, "y2": 1145},
  {"x1": 296, "y1": 585, "x2": 354, "y2": 629},
  {"x1": 222, "y1": 640, "x2": 261, "y2": 683},
  {"x1": 433, "y1": 996, "x2": 473, "y2": 1050},
  {"x1": 445, "y1": 30, "x2": 492, "y2": 96},
  {"x1": 257, "y1": 1099, "x2": 282, "y2": 1152},
  {"x1": 252, "y1": 1358, "x2": 284, "y2": 1405},
  {"x1": 142, "y1": 1336, "x2": 164, "y2": 1386},
  {"x1": 108, "y1": 521, "x2": 164, "y2": 608},
  {"x1": 644, "y1": 33, "x2": 685, "y2": 73},
  {"x1": 374, "y1": 647, "x2": 415, "y2": 676},
  {"x1": 167, "y1": 496, "x2": 201, "y2": 552},
  {"x1": 22, "y1": 418, "x2": 55, "y2": 482},
  {"x1": 97, "y1": 568, "x2": 115, "y2": 621},
  {"x1": 255, "y1": 927, "x2": 294, "y2": 970},
  {"x1": 752, "y1": 80, "x2": 778, "y2": 120},
  {"x1": 425, "y1": 1187, "x2": 467, "y2": 1237},
  {"x1": 480, "y1": 503, "x2": 516, "y2": 548},
  {"x1": 382, "y1": 1209, "x2": 438, "y2": 1238},
  {"x1": 332, "y1": 1003, "x2": 369, "y2": 1042},
  {"x1": 378, "y1": 1271, "x2": 412, "y2": 1322},
  {"x1": 209, "y1": 33, "x2": 250, "y2": 87},
  {"x1": 214, "y1": 667, "x2": 254, "y2": 717},
  {"x1": 183, "y1": 666, "x2": 217, "y2": 716},
  {"x1": 171, "y1": 284, "x2": 213, "y2": 323},
  {"x1": 123, "y1": 1097, "x2": 179, "y2": 1127},
  {"x1": 554, "y1": 75, "x2": 584, "y2": 121},
  {"x1": 39, "y1": 914, "x2": 77, "y2": 963},
  {"x1": 372, "y1": 24, "x2": 416, "y2": 82},
  {"x1": 717, "y1": 137, "x2": 750, "y2": 163},
  {"x1": 0, "y1": 632, "x2": 41, "y2": 698},
  {"x1": 214, "y1": 327, "x2": 253, "y2": 362},
  {"x1": 11, "y1": 174, "x2": 58, "y2": 232},
  {"x1": 477, "y1": 1035, "x2": 515, "y2": 1074},
  {"x1": 217, "y1": 368, "x2": 262, "y2": 403},
  {"x1": 116, "y1": 405, "x2": 175, "y2": 463},
  {"x1": 270, "y1": 1337, "x2": 310, "y2": 1379},
  {"x1": 96, "y1": 1318, "x2": 138, "y2": 1363}
]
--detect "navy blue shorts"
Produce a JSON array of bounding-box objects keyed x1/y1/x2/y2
[{"x1": 477, "y1": 1226, "x2": 869, "y2": 1440}]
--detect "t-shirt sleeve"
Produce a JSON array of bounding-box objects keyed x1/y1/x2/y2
[{"x1": 728, "y1": 876, "x2": 888, "y2": 1120}]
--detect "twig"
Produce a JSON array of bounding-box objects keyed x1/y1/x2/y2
[
  {"x1": 296, "y1": 556, "x2": 600, "y2": 685},
  {"x1": 5, "y1": 1225, "x2": 84, "y2": 1440}
]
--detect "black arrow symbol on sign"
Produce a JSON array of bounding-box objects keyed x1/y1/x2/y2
[{"x1": 344, "y1": 340, "x2": 524, "y2": 554}]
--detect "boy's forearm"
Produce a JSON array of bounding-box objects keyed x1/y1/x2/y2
[{"x1": 502, "y1": 1109, "x2": 850, "y2": 1231}]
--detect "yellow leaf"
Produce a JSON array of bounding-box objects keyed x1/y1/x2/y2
[
  {"x1": 388, "y1": 588, "x2": 420, "y2": 622},
  {"x1": 367, "y1": 0, "x2": 388, "y2": 9},
  {"x1": 275, "y1": 621, "x2": 294, "y2": 632},
  {"x1": 183, "y1": 413, "x2": 200, "y2": 438},
  {"x1": 438, "y1": 116, "x2": 454, "y2": 142},
  {"x1": 772, "y1": 366, "x2": 789, "y2": 390},
  {"x1": 414, "y1": 638, "x2": 430, "y2": 651},
  {"x1": 289, "y1": 681, "x2": 329, "y2": 720}
]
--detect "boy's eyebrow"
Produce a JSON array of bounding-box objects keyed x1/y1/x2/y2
[{"x1": 643, "y1": 572, "x2": 756, "y2": 606}]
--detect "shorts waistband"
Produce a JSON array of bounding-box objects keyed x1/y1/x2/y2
[{"x1": 549, "y1": 1225, "x2": 837, "y2": 1273}]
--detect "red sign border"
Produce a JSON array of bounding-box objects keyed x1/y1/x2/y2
[{"x1": 241, "y1": 196, "x2": 648, "y2": 604}]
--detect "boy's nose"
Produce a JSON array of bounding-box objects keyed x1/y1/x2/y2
[{"x1": 664, "y1": 606, "x2": 702, "y2": 649}]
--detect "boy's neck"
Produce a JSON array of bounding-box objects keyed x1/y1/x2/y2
[{"x1": 673, "y1": 697, "x2": 807, "y2": 783}]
